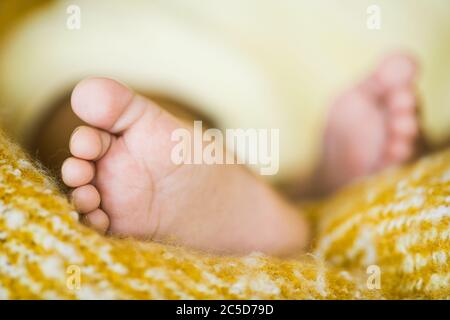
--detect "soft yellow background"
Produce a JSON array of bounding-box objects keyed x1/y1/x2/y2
[{"x1": 0, "y1": 0, "x2": 449, "y2": 180}]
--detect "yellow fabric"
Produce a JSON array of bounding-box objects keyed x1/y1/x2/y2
[
  {"x1": 0, "y1": 129, "x2": 448, "y2": 299},
  {"x1": 313, "y1": 154, "x2": 450, "y2": 299}
]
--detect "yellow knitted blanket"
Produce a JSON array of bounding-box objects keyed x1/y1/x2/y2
[{"x1": 0, "y1": 129, "x2": 448, "y2": 299}]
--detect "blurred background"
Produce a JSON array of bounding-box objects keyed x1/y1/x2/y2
[{"x1": 0, "y1": 0, "x2": 449, "y2": 190}]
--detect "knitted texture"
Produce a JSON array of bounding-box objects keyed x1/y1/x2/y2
[
  {"x1": 0, "y1": 129, "x2": 448, "y2": 299},
  {"x1": 313, "y1": 152, "x2": 450, "y2": 299},
  {"x1": 0, "y1": 130, "x2": 376, "y2": 299}
]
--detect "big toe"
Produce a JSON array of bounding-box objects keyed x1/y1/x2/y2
[
  {"x1": 71, "y1": 77, "x2": 162, "y2": 134},
  {"x1": 376, "y1": 53, "x2": 418, "y2": 89},
  {"x1": 71, "y1": 78, "x2": 133, "y2": 130}
]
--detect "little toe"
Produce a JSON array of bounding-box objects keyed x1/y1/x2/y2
[
  {"x1": 71, "y1": 184, "x2": 101, "y2": 214},
  {"x1": 386, "y1": 138, "x2": 414, "y2": 163},
  {"x1": 82, "y1": 209, "x2": 110, "y2": 234},
  {"x1": 376, "y1": 53, "x2": 418, "y2": 89},
  {"x1": 70, "y1": 126, "x2": 111, "y2": 161},
  {"x1": 62, "y1": 157, "x2": 95, "y2": 188}
]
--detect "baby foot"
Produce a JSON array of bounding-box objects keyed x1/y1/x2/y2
[
  {"x1": 62, "y1": 78, "x2": 309, "y2": 256},
  {"x1": 319, "y1": 53, "x2": 419, "y2": 192}
]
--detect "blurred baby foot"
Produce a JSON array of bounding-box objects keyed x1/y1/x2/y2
[{"x1": 319, "y1": 53, "x2": 419, "y2": 192}]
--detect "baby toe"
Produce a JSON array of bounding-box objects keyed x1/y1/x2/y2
[
  {"x1": 386, "y1": 138, "x2": 414, "y2": 163},
  {"x1": 82, "y1": 209, "x2": 110, "y2": 234},
  {"x1": 389, "y1": 111, "x2": 419, "y2": 139},
  {"x1": 70, "y1": 126, "x2": 111, "y2": 161},
  {"x1": 62, "y1": 157, "x2": 95, "y2": 188},
  {"x1": 71, "y1": 184, "x2": 101, "y2": 214}
]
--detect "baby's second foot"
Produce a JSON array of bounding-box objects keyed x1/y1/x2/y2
[
  {"x1": 62, "y1": 78, "x2": 309, "y2": 256},
  {"x1": 318, "y1": 53, "x2": 420, "y2": 192}
]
